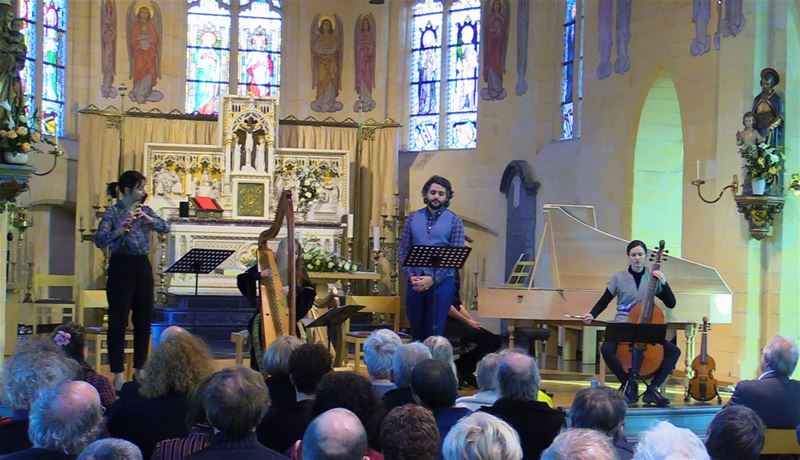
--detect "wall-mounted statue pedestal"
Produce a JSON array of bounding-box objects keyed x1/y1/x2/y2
[
  {"x1": 0, "y1": 163, "x2": 35, "y2": 363},
  {"x1": 734, "y1": 194, "x2": 785, "y2": 240}
]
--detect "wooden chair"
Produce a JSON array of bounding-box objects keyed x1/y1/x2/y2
[
  {"x1": 85, "y1": 328, "x2": 136, "y2": 380},
  {"x1": 27, "y1": 274, "x2": 76, "y2": 334},
  {"x1": 761, "y1": 428, "x2": 800, "y2": 455},
  {"x1": 231, "y1": 330, "x2": 249, "y2": 365},
  {"x1": 343, "y1": 295, "x2": 406, "y2": 372},
  {"x1": 78, "y1": 289, "x2": 109, "y2": 326}
]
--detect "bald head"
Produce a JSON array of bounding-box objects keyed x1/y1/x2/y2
[
  {"x1": 30, "y1": 381, "x2": 103, "y2": 455},
  {"x1": 497, "y1": 352, "x2": 540, "y2": 401},
  {"x1": 159, "y1": 325, "x2": 187, "y2": 345},
  {"x1": 302, "y1": 408, "x2": 368, "y2": 460}
]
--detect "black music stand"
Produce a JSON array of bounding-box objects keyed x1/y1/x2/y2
[
  {"x1": 301, "y1": 304, "x2": 365, "y2": 362},
  {"x1": 402, "y1": 245, "x2": 471, "y2": 336},
  {"x1": 166, "y1": 248, "x2": 235, "y2": 296},
  {"x1": 605, "y1": 322, "x2": 667, "y2": 404}
]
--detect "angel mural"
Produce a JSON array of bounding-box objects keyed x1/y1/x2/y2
[
  {"x1": 310, "y1": 14, "x2": 343, "y2": 113},
  {"x1": 126, "y1": 0, "x2": 163, "y2": 103},
  {"x1": 101, "y1": 0, "x2": 118, "y2": 98},
  {"x1": 354, "y1": 13, "x2": 376, "y2": 112},
  {"x1": 481, "y1": 0, "x2": 509, "y2": 101}
]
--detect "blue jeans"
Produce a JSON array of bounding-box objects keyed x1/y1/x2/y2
[{"x1": 406, "y1": 276, "x2": 455, "y2": 341}]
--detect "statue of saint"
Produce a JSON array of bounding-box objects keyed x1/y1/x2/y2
[
  {"x1": 751, "y1": 68, "x2": 784, "y2": 194},
  {"x1": 310, "y1": 14, "x2": 343, "y2": 113},
  {"x1": 0, "y1": 3, "x2": 27, "y2": 124},
  {"x1": 126, "y1": 1, "x2": 163, "y2": 103}
]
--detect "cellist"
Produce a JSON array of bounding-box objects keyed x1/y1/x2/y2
[{"x1": 580, "y1": 240, "x2": 680, "y2": 406}]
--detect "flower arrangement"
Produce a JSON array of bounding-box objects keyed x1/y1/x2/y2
[
  {"x1": 275, "y1": 160, "x2": 340, "y2": 212},
  {"x1": 739, "y1": 142, "x2": 784, "y2": 182},
  {"x1": 300, "y1": 236, "x2": 359, "y2": 273},
  {"x1": 790, "y1": 173, "x2": 800, "y2": 198},
  {"x1": 0, "y1": 102, "x2": 56, "y2": 155}
]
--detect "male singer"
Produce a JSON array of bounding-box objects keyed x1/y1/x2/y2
[{"x1": 399, "y1": 175, "x2": 464, "y2": 341}]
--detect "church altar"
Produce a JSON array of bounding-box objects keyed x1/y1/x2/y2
[{"x1": 142, "y1": 96, "x2": 354, "y2": 295}]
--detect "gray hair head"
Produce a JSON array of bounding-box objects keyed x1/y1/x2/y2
[
  {"x1": 77, "y1": 438, "x2": 143, "y2": 460},
  {"x1": 496, "y1": 352, "x2": 540, "y2": 401},
  {"x1": 392, "y1": 342, "x2": 432, "y2": 389},
  {"x1": 442, "y1": 412, "x2": 522, "y2": 460},
  {"x1": 302, "y1": 408, "x2": 368, "y2": 460},
  {"x1": 262, "y1": 335, "x2": 303, "y2": 377},
  {"x1": 29, "y1": 381, "x2": 103, "y2": 456},
  {"x1": 363, "y1": 329, "x2": 402, "y2": 380},
  {"x1": 204, "y1": 366, "x2": 270, "y2": 435},
  {"x1": 633, "y1": 421, "x2": 709, "y2": 460},
  {"x1": 762, "y1": 334, "x2": 799, "y2": 376},
  {"x1": 423, "y1": 336, "x2": 457, "y2": 380},
  {"x1": 541, "y1": 428, "x2": 617, "y2": 460},
  {"x1": 476, "y1": 353, "x2": 501, "y2": 391},
  {"x1": 1, "y1": 338, "x2": 80, "y2": 410}
]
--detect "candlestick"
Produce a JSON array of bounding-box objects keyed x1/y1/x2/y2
[
  {"x1": 696, "y1": 159, "x2": 700, "y2": 180},
  {"x1": 372, "y1": 225, "x2": 381, "y2": 251},
  {"x1": 382, "y1": 200, "x2": 388, "y2": 215},
  {"x1": 346, "y1": 214, "x2": 354, "y2": 238},
  {"x1": 474, "y1": 249, "x2": 479, "y2": 273},
  {"x1": 79, "y1": 215, "x2": 84, "y2": 229},
  {"x1": 404, "y1": 198, "x2": 409, "y2": 216}
]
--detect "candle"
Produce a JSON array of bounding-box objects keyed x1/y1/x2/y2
[
  {"x1": 346, "y1": 214, "x2": 354, "y2": 239},
  {"x1": 382, "y1": 200, "x2": 388, "y2": 215},
  {"x1": 474, "y1": 249, "x2": 479, "y2": 273},
  {"x1": 404, "y1": 198, "x2": 409, "y2": 216},
  {"x1": 372, "y1": 225, "x2": 381, "y2": 251},
  {"x1": 369, "y1": 219, "x2": 373, "y2": 236},
  {"x1": 696, "y1": 160, "x2": 700, "y2": 180},
  {"x1": 79, "y1": 215, "x2": 84, "y2": 229}
]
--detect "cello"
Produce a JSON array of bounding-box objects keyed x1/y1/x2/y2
[
  {"x1": 615, "y1": 240, "x2": 667, "y2": 379},
  {"x1": 687, "y1": 317, "x2": 720, "y2": 403}
]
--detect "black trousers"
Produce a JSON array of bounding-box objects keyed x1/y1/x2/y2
[
  {"x1": 106, "y1": 255, "x2": 154, "y2": 373},
  {"x1": 445, "y1": 317, "x2": 502, "y2": 384},
  {"x1": 600, "y1": 339, "x2": 681, "y2": 387}
]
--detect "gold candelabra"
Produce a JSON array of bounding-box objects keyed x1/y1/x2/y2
[{"x1": 378, "y1": 192, "x2": 407, "y2": 296}]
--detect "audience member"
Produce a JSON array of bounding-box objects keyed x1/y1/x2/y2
[
  {"x1": 423, "y1": 336, "x2": 457, "y2": 381},
  {"x1": 183, "y1": 367, "x2": 286, "y2": 459},
  {"x1": 479, "y1": 351, "x2": 565, "y2": 459},
  {"x1": 261, "y1": 335, "x2": 302, "y2": 406},
  {"x1": 308, "y1": 372, "x2": 384, "y2": 458},
  {"x1": 117, "y1": 325, "x2": 188, "y2": 402},
  {"x1": 382, "y1": 342, "x2": 431, "y2": 412},
  {"x1": 411, "y1": 359, "x2": 471, "y2": 446},
  {"x1": 540, "y1": 428, "x2": 618, "y2": 460},
  {"x1": 1, "y1": 381, "x2": 103, "y2": 459},
  {"x1": 728, "y1": 334, "x2": 800, "y2": 428},
  {"x1": 633, "y1": 421, "x2": 709, "y2": 460},
  {"x1": 0, "y1": 338, "x2": 79, "y2": 454},
  {"x1": 257, "y1": 343, "x2": 332, "y2": 453},
  {"x1": 570, "y1": 386, "x2": 633, "y2": 460},
  {"x1": 380, "y1": 405, "x2": 439, "y2": 460},
  {"x1": 363, "y1": 329, "x2": 403, "y2": 397},
  {"x1": 150, "y1": 375, "x2": 215, "y2": 460},
  {"x1": 299, "y1": 408, "x2": 369, "y2": 460},
  {"x1": 52, "y1": 322, "x2": 116, "y2": 410},
  {"x1": 704, "y1": 405, "x2": 764, "y2": 460},
  {"x1": 455, "y1": 353, "x2": 500, "y2": 411},
  {"x1": 107, "y1": 333, "x2": 214, "y2": 459},
  {"x1": 441, "y1": 412, "x2": 522, "y2": 460},
  {"x1": 77, "y1": 439, "x2": 142, "y2": 460}
]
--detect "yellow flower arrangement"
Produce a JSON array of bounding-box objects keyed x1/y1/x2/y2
[
  {"x1": 0, "y1": 102, "x2": 57, "y2": 158},
  {"x1": 740, "y1": 142, "x2": 784, "y2": 182}
]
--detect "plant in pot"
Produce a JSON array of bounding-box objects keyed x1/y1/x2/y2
[
  {"x1": 739, "y1": 142, "x2": 784, "y2": 195},
  {"x1": 0, "y1": 102, "x2": 56, "y2": 165}
]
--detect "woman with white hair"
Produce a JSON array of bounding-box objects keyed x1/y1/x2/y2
[
  {"x1": 633, "y1": 421, "x2": 709, "y2": 460},
  {"x1": 363, "y1": 329, "x2": 403, "y2": 396},
  {"x1": 442, "y1": 412, "x2": 522, "y2": 460},
  {"x1": 423, "y1": 335, "x2": 457, "y2": 381}
]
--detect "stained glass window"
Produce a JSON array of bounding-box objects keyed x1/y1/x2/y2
[
  {"x1": 238, "y1": 1, "x2": 281, "y2": 97},
  {"x1": 408, "y1": 0, "x2": 480, "y2": 151},
  {"x1": 560, "y1": 0, "x2": 577, "y2": 139},
  {"x1": 17, "y1": 0, "x2": 66, "y2": 137},
  {"x1": 185, "y1": 0, "x2": 282, "y2": 115},
  {"x1": 445, "y1": 0, "x2": 480, "y2": 149}
]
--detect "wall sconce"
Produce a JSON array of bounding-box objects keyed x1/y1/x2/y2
[
  {"x1": 32, "y1": 145, "x2": 65, "y2": 177},
  {"x1": 691, "y1": 175, "x2": 739, "y2": 204}
]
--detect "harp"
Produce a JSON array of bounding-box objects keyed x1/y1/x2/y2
[{"x1": 255, "y1": 190, "x2": 297, "y2": 354}]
